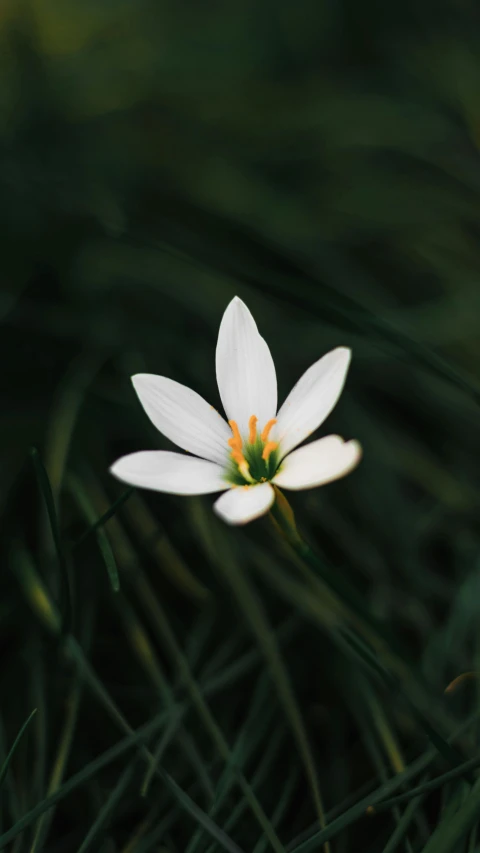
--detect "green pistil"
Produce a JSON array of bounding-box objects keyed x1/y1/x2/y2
[{"x1": 224, "y1": 437, "x2": 281, "y2": 487}]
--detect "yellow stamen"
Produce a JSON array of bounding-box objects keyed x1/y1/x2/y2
[
  {"x1": 231, "y1": 448, "x2": 245, "y2": 466},
  {"x1": 262, "y1": 441, "x2": 278, "y2": 461},
  {"x1": 261, "y1": 418, "x2": 277, "y2": 442},
  {"x1": 248, "y1": 415, "x2": 258, "y2": 444},
  {"x1": 228, "y1": 419, "x2": 242, "y2": 449}
]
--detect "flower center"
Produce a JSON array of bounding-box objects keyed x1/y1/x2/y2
[{"x1": 226, "y1": 416, "x2": 280, "y2": 485}]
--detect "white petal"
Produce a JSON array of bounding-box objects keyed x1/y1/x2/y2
[
  {"x1": 213, "y1": 482, "x2": 275, "y2": 525},
  {"x1": 215, "y1": 297, "x2": 277, "y2": 437},
  {"x1": 132, "y1": 374, "x2": 231, "y2": 465},
  {"x1": 275, "y1": 348, "x2": 351, "y2": 457},
  {"x1": 110, "y1": 451, "x2": 229, "y2": 495},
  {"x1": 273, "y1": 435, "x2": 361, "y2": 490}
]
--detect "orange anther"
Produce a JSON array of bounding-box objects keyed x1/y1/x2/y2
[
  {"x1": 231, "y1": 448, "x2": 246, "y2": 466},
  {"x1": 262, "y1": 441, "x2": 278, "y2": 461},
  {"x1": 228, "y1": 419, "x2": 242, "y2": 449},
  {"x1": 261, "y1": 418, "x2": 277, "y2": 442},
  {"x1": 248, "y1": 415, "x2": 258, "y2": 444}
]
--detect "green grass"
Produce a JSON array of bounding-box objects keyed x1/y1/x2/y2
[{"x1": 2, "y1": 0, "x2": 480, "y2": 850}]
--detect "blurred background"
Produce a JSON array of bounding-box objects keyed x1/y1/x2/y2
[{"x1": 1, "y1": 0, "x2": 480, "y2": 851}]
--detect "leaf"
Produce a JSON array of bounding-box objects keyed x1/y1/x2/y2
[{"x1": 0, "y1": 709, "x2": 37, "y2": 792}]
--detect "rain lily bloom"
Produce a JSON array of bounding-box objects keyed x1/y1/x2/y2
[{"x1": 110, "y1": 297, "x2": 361, "y2": 525}]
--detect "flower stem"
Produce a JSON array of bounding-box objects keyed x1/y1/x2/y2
[{"x1": 269, "y1": 489, "x2": 464, "y2": 766}]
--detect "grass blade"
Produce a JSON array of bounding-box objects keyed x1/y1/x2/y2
[
  {"x1": 30, "y1": 447, "x2": 72, "y2": 632},
  {"x1": 0, "y1": 710, "x2": 37, "y2": 792},
  {"x1": 67, "y1": 473, "x2": 120, "y2": 592}
]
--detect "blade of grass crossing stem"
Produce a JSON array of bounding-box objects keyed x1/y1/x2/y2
[
  {"x1": 0, "y1": 712, "x2": 168, "y2": 849},
  {"x1": 190, "y1": 500, "x2": 328, "y2": 847},
  {"x1": 187, "y1": 676, "x2": 276, "y2": 853},
  {"x1": 72, "y1": 487, "x2": 134, "y2": 549},
  {"x1": 76, "y1": 760, "x2": 136, "y2": 853},
  {"x1": 200, "y1": 616, "x2": 299, "y2": 698},
  {"x1": 210, "y1": 676, "x2": 273, "y2": 803},
  {"x1": 198, "y1": 626, "x2": 244, "y2": 682},
  {"x1": 420, "y1": 780, "x2": 475, "y2": 853},
  {"x1": 361, "y1": 685, "x2": 406, "y2": 776},
  {"x1": 30, "y1": 647, "x2": 47, "y2": 806},
  {"x1": 67, "y1": 474, "x2": 120, "y2": 592},
  {"x1": 372, "y1": 754, "x2": 480, "y2": 814},
  {"x1": 123, "y1": 489, "x2": 210, "y2": 602},
  {"x1": 116, "y1": 594, "x2": 214, "y2": 801},
  {"x1": 12, "y1": 542, "x2": 296, "y2": 840},
  {"x1": 29, "y1": 682, "x2": 81, "y2": 853},
  {"x1": 30, "y1": 603, "x2": 95, "y2": 853},
  {"x1": 82, "y1": 470, "x2": 210, "y2": 603},
  {"x1": 9, "y1": 545, "x2": 245, "y2": 853},
  {"x1": 119, "y1": 803, "x2": 163, "y2": 853},
  {"x1": 361, "y1": 681, "x2": 429, "y2": 847},
  {"x1": 1, "y1": 690, "x2": 478, "y2": 853},
  {"x1": 381, "y1": 795, "x2": 426, "y2": 853},
  {"x1": 0, "y1": 709, "x2": 245, "y2": 853},
  {"x1": 134, "y1": 809, "x2": 181, "y2": 853},
  {"x1": 254, "y1": 765, "x2": 300, "y2": 853},
  {"x1": 204, "y1": 727, "x2": 287, "y2": 853},
  {"x1": 0, "y1": 715, "x2": 21, "y2": 827},
  {"x1": 184, "y1": 606, "x2": 218, "y2": 671},
  {"x1": 252, "y1": 538, "x2": 461, "y2": 762},
  {"x1": 0, "y1": 710, "x2": 37, "y2": 791},
  {"x1": 133, "y1": 569, "x2": 286, "y2": 853},
  {"x1": 30, "y1": 448, "x2": 72, "y2": 632},
  {"x1": 286, "y1": 717, "x2": 480, "y2": 853},
  {"x1": 349, "y1": 679, "x2": 413, "y2": 853},
  {"x1": 141, "y1": 717, "x2": 182, "y2": 796}
]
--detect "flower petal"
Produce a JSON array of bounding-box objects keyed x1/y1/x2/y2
[
  {"x1": 213, "y1": 482, "x2": 275, "y2": 525},
  {"x1": 215, "y1": 296, "x2": 277, "y2": 437},
  {"x1": 275, "y1": 347, "x2": 351, "y2": 457},
  {"x1": 273, "y1": 435, "x2": 361, "y2": 490},
  {"x1": 132, "y1": 374, "x2": 231, "y2": 465},
  {"x1": 110, "y1": 451, "x2": 229, "y2": 495}
]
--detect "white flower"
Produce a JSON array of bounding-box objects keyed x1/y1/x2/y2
[{"x1": 110, "y1": 297, "x2": 362, "y2": 525}]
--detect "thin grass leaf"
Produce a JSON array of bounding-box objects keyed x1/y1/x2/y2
[
  {"x1": 30, "y1": 447, "x2": 72, "y2": 632},
  {"x1": 0, "y1": 709, "x2": 37, "y2": 792},
  {"x1": 0, "y1": 709, "x2": 242, "y2": 853},
  {"x1": 381, "y1": 794, "x2": 426, "y2": 853},
  {"x1": 190, "y1": 500, "x2": 328, "y2": 847},
  {"x1": 123, "y1": 490, "x2": 210, "y2": 603},
  {"x1": 419, "y1": 778, "x2": 477, "y2": 853},
  {"x1": 72, "y1": 487, "x2": 134, "y2": 549},
  {"x1": 187, "y1": 676, "x2": 276, "y2": 853},
  {"x1": 286, "y1": 709, "x2": 480, "y2": 852},
  {"x1": 267, "y1": 502, "x2": 463, "y2": 758},
  {"x1": 76, "y1": 760, "x2": 136, "y2": 853},
  {"x1": 370, "y1": 753, "x2": 480, "y2": 814},
  {"x1": 133, "y1": 569, "x2": 286, "y2": 853},
  {"x1": 116, "y1": 594, "x2": 214, "y2": 801},
  {"x1": 29, "y1": 680, "x2": 82, "y2": 853},
  {"x1": 43, "y1": 352, "x2": 104, "y2": 506},
  {"x1": 67, "y1": 473, "x2": 120, "y2": 592},
  {"x1": 253, "y1": 765, "x2": 300, "y2": 853},
  {"x1": 204, "y1": 727, "x2": 287, "y2": 853}
]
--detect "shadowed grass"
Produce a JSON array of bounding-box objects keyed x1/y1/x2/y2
[{"x1": 3, "y1": 8, "x2": 480, "y2": 846}]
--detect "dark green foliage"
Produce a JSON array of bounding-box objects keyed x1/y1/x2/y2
[{"x1": 1, "y1": 0, "x2": 480, "y2": 850}]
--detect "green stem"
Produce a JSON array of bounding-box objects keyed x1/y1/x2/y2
[{"x1": 269, "y1": 488, "x2": 464, "y2": 766}]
